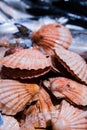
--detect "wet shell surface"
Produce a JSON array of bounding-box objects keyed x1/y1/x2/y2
[
  {"x1": 0, "y1": 79, "x2": 40, "y2": 115},
  {"x1": 32, "y1": 23, "x2": 72, "y2": 53},
  {"x1": 43, "y1": 77, "x2": 87, "y2": 106},
  {"x1": 53, "y1": 45, "x2": 87, "y2": 84},
  {"x1": 0, "y1": 48, "x2": 51, "y2": 79},
  {"x1": 0, "y1": 114, "x2": 20, "y2": 130},
  {"x1": 52, "y1": 100, "x2": 87, "y2": 130}
]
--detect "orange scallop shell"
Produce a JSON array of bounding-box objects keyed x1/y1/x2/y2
[
  {"x1": 52, "y1": 100, "x2": 87, "y2": 130},
  {"x1": 32, "y1": 23, "x2": 72, "y2": 54},
  {"x1": 0, "y1": 79, "x2": 40, "y2": 115},
  {"x1": 0, "y1": 48, "x2": 51, "y2": 79},
  {"x1": 43, "y1": 77, "x2": 87, "y2": 106},
  {"x1": 53, "y1": 45, "x2": 87, "y2": 84},
  {"x1": 0, "y1": 114, "x2": 20, "y2": 130}
]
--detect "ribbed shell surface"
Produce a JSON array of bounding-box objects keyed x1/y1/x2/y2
[
  {"x1": 0, "y1": 48, "x2": 51, "y2": 70},
  {"x1": 0, "y1": 79, "x2": 39, "y2": 115},
  {"x1": 54, "y1": 46, "x2": 87, "y2": 84},
  {"x1": 32, "y1": 23, "x2": 72, "y2": 50},
  {"x1": 52, "y1": 100, "x2": 87, "y2": 130},
  {"x1": 44, "y1": 77, "x2": 87, "y2": 106}
]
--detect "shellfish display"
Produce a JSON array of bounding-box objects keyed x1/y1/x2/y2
[
  {"x1": 32, "y1": 23, "x2": 72, "y2": 53},
  {"x1": 0, "y1": 114, "x2": 20, "y2": 130},
  {"x1": 0, "y1": 47, "x2": 51, "y2": 79},
  {"x1": 0, "y1": 79, "x2": 40, "y2": 115},
  {"x1": 43, "y1": 77, "x2": 87, "y2": 106},
  {"x1": 52, "y1": 100, "x2": 87, "y2": 130},
  {"x1": 0, "y1": 22, "x2": 87, "y2": 130}
]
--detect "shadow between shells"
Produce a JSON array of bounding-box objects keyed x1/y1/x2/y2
[{"x1": 0, "y1": 23, "x2": 87, "y2": 130}]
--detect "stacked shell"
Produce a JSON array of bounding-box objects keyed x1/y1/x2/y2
[
  {"x1": 0, "y1": 22, "x2": 87, "y2": 130},
  {"x1": 0, "y1": 47, "x2": 51, "y2": 79},
  {"x1": 21, "y1": 88, "x2": 56, "y2": 129}
]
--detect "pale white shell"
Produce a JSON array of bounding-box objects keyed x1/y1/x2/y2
[{"x1": 0, "y1": 114, "x2": 20, "y2": 130}]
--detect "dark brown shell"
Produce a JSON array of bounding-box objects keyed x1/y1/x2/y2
[{"x1": 0, "y1": 48, "x2": 51, "y2": 79}]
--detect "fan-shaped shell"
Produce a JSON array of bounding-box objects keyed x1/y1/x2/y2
[
  {"x1": 53, "y1": 45, "x2": 87, "y2": 84},
  {"x1": 24, "y1": 88, "x2": 55, "y2": 129},
  {"x1": 32, "y1": 23, "x2": 72, "y2": 52},
  {"x1": 52, "y1": 100, "x2": 87, "y2": 130},
  {"x1": 43, "y1": 77, "x2": 87, "y2": 106},
  {"x1": 0, "y1": 79, "x2": 40, "y2": 115},
  {"x1": 0, "y1": 48, "x2": 51, "y2": 79},
  {"x1": 0, "y1": 114, "x2": 20, "y2": 130}
]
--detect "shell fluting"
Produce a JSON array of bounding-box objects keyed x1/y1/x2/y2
[
  {"x1": 23, "y1": 88, "x2": 55, "y2": 129},
  {"x1": 52, "y1": 100, "x2": 87, "y2": 130},
  {"x1": 54, "y1": 46, "x2": 87, "y2": 84},
  {"x1": 0, "y1": 79, "x2": 40, "y2": 115},
  {"x1": 32, "y1": 23, "x2": 72, "y2": 51},
  {"x1": 43, "y1": 77, "x2": 87, "y2": 106},
  {"x1": 0, "y1": 48, "x2": 51, "y2": 79}
]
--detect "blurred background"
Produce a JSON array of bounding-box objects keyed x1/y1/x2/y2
[{"x1": 0, "y1": 0, "x2": 87, "y2": 59}]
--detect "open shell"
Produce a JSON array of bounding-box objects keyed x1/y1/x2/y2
[
  {"x1": 0, "y1": 79, "x2": 40, "y2": 115},
  {"x1": 43, "y1": 77, "x2": 87, "y2": 106},
  {"x1": 0, "y1": 48, "x2": 51, "y2": 79},
  {"x1": 53, "y1": 45, "x2": 87, "y2": 84},
  {"x1": 52, "y1": 100, "x2": 87, "y2": 130},
  {"x1": 32, "y1": 23, "x2": 72, "y2": 50},
  {"x1": 0, "y1": 114, "x2": 20, "y2": 130}
]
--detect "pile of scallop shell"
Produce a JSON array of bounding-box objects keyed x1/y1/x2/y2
[{"x1": 0, "y1": 22, "x2": 87, "y2": 130}]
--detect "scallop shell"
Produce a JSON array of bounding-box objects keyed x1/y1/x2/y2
[
  {"x1": 0, "y1": 48, "x2": 51, "y2": 79},
  {"x1": 43, "y1": 77, "x2": 87, "y2": 106},
  {"x1": 23, "y1": 103, "x2": 47, "y2": 129},
  {"x1": 52, "y1": 100, "x2": 87, "y2": 130},
  {"x1": 0, "y1": 114, "x2": 20, "y2": 130},
  {"x1": 32, "y1": 23, "x2": 72, "y2": 53},
  {"x1": 0, "y1": 79, "x2": 40, "y2": 115},
  {"x1": 54, "y1": 45, "x2": 87, "y2": 84},
  {"x1": 24, "y1": 88, "x2": 55, "y2": 129}
]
